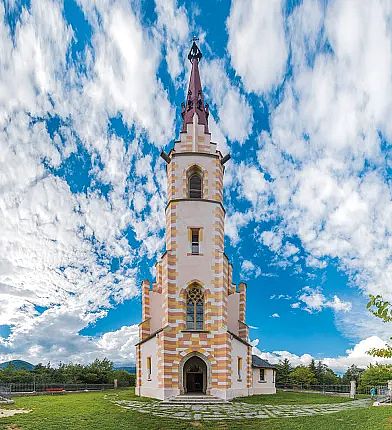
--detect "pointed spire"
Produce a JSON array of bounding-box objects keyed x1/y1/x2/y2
[{"x1": 181, "y1": 40, "x2": 209, "y2": 133}]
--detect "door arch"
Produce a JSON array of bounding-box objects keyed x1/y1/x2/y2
[{"x1": 179, "y1": 353, "x2": 210, "y2": 395}]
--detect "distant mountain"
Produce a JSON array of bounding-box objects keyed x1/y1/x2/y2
[
  {"x1": 0, "y1": 360, "x2": 35, "y2": 371},
  {"x1": 114, "y1": 365, "x2": 136, "y2": 374}
]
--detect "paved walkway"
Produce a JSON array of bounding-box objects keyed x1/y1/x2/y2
[{"x1": 112, "y1": 398, "x2": 371, "y2": 421}]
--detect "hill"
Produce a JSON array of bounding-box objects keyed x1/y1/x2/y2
[
  {"x1": 0, "y1": 360, "x2": 35, "y2": 371},
  {"x1": 114, "y1": 365, "x2": 136, "y2": 374}
]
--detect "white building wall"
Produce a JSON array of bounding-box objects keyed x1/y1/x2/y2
[
  {"x1": 252, "y1": 368, "x2": 276, "y2": 394},
  {"x1": 227, "y1": 293, "x2": 240, "y2": 335},
  {"x1": 226, "y1": 338, "x2": 250, "y2": 400},
  {"x1": 139, "y1": 336, "x2": 163, "y2": 399},
  {"x1": 149, "y1": 291, "x2": 163, "y2": 333}
]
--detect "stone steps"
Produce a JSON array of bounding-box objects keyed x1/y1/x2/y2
[{"x1": 161, "y1": 394, "x2": 227, "y2": 405}]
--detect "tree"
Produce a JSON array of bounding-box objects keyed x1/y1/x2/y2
[
  {"x1": 367, "y1": 295, "x2": 392, "y2": 358},
  {"x1": 342, "y1": 364, "x2": 364, "y2": 384},
  {"x1": 290, "y1": 366, "x2": 317, "y2": 385},
  {"x1": 276, "y1": 358, "x2": 292, "y2": 384},
  {"x1": 111, "y1": 370, "x2": 135, "y2": 387},
  {"x1": 359, "y1": 364, "x2": 392, "y2": 389}
]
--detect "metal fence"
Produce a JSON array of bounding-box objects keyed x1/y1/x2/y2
[
  {"x1": 277, "y1": 383, "x2": 390, "y2": 397},
  {"x1": 276, "y1": 383, "x2": 351, "y2": 394},
  {"x1": 0, "y1": 384, "x2": 11, "y2": 400},
  {"x1": 0, "y1": 382, "x2": 114, "y2": 394},
  {"x1": 357, "y1": 385, "x2": 389, "y2": 395}
]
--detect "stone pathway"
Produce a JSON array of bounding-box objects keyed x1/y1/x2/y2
[{"x1": 111, "y1": 398, "x2": 371, "y2": 421}]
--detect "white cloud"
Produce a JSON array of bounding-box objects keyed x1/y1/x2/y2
[
  {"x1": 203, "y1": 59, "x2": 253, "y2": 143},
  {"x1": 326, "y1": 295, "x2": 352, "y2": 313},
  {"x1": 225, "y1": 210, "x2": 252, "y2": 245},
  {"x1": 295, "y1": 287, "x2": 352, "y2": 314},
  {"x1": 253, "y1": 336, "x2": 391, "y2": 372},
  {"x1": 322, "y1": 336, "x2": 391, "y2": 373},
  {"x1": 270, "y1": 294, "x2": 292, "y2": 300},
  {"x1": 77, "y1": 0, "x2": 174, "y2": 146},
  {"x1": 227, "y1": 0, "x2": 288, "y2": 93},
  {"x1": 298, "y1": 287, "x2": 326, "y2": 312},
  {"x1": 256, "y1": 0, "x2": 392, "y2": 303},
  {"x1": 0, "y1": 0, "x2": 172, "y2": 364},
  {"x1": 227, "y1": 0, "x2": 392, "y2": 336},
  {"x1": 154, "y1": 0, "x2": 189, "y2": 82},
  {"x1": 271, "y1": 313, "x2": 280, "y2": 318},
  {"x1": 241, "y1": 259, "x2": 261, "y2": 279}
]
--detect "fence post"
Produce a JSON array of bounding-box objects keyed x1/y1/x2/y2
[
  {"x1": 114, "y1": 379, "x2": 118, "y2": 389},
  {"x1": 350, "y1": 380, "x2": 356, "y2": 399}
]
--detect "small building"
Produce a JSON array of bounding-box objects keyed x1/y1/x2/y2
[
  {"x1": 135, "y1": 41, "x2": 276, "y2": 401},
  {"x1": 251, "y1": 355, "x2": 277, "y2": 395}
]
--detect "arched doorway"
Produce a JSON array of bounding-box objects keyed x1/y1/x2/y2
[{"x1": 183, "y1": 355, "x2": 207, "y2": 394}]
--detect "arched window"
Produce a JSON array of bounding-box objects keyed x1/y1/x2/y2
[
  {"x1": 186, "y1": 285, "x2": 204, "y2": 330},
  {"x1": 189, "y1": 173, "x2": 202, "y2": 198}
]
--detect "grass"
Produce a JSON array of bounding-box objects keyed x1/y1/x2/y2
[
  {"x1": 0, "y1": 388, "x2": 390, "y2": 430},
  {"x1": 235, "y1": 390, "x2": 354, "y2": 404}
]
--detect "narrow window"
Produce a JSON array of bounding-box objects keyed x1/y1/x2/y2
[
  {"x1": 191, "y1": 228, "x2": 200, "y2": 254},
  {"x1": 259, "y1": 368, "x2": 265, "y2": 382},
  {"x1": 237, "y1": 357, "x2": 242, "y2": 381},
  {"x1": 189, "y1": 173, "x2": 202, "y2": 198},
  {"x1": 186, "y1": 285, "x2": 204, "y2": 330},
  {"x1": 272, "y1": 370, "x2": 275, "y2": 383},
  {"x1": 147, "y1": 357, "x2": 152, "y2": 380}
]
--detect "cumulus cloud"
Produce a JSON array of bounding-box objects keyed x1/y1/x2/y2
[
  {"x1": 253, "y1": 336, "x2": 391, "y2": 372},
  {"x1": 227, "y1": 0, "x2": 288, "y2": 93},
  {"x1": 203, "y1": 59, "x2": 253, "y2": 143},
  {"x1": 0, "y1": 0, "x2": 171, "y2": 364},
  {"x1": 241, "y1": 259, "x2": 261, "y2": 280},
  {"x1": 226, "y1": 1, "x2": 392, "y2": 349},
  {"x1": 295, "y1": 287, "x2": 352, "y2": 314},
  {"x1": 154, "y1": 0, "x2": 189, "y2": 82}
]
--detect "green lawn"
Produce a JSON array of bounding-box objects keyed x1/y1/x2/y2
[
  {"x1": 0, "y1": 389, "x2": 391, "y2": 430},
  {"x1": 235, "y1": 390, "x2": 354, "y2": 404}
]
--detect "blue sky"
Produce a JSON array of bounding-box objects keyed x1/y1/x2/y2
[{"x1": 0, "y1": 0, "x2": 391, "y2": 371}]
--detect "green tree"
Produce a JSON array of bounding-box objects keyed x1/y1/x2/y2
[
  {"x1": 367, "y1": 295, "x2": 392, "y2": 358},
  {"x1": 308, "y1": 359, "x2": 317, "y2": 376},
  {"x1": 276, "y1": 358, "x2": 292, "y2": 384},
  {"x1": 290, "y1": 366, "x2": 317, "y2": 385},
  {"x1": 342, "y1": 364, "x2": 364, "y2": 384},
  {"x1": 359, "y1": 364, "x2": 392, "y2": 389},
  {"x1": 111, "y1": 370, "x2": 135, "y2": 387}
]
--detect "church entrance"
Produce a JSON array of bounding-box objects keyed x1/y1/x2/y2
[{"x1": 183, "y1": 355, "x2": 207, "y2": 394}]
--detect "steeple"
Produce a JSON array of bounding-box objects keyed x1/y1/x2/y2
[{"x1": 181, "y1": 41, "x2": 209, "y2": 133}]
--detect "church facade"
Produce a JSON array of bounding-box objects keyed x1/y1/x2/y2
[{"x1": 135, "y1": 42, "x2": 276, "y2": 401}]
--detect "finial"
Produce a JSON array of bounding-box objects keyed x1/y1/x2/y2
[{"x1": 188, "y1": 37, "x2": 202, "y2": 62}]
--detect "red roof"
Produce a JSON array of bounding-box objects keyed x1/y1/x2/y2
[{"x1": 181, "y1": 41, "x2": 209, "y2": 133}]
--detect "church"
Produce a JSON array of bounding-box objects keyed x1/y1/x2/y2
[{"x1": 135, "y1": 42, "x2": 276, "y2": 401}]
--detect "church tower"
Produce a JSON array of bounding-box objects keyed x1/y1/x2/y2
[{"x1": 135, "y1": 42, "x2": 254, "y2": 401}]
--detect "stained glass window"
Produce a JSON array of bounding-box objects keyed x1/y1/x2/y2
[{"x1": 186, "y1": 286, "x2": 204, "y2": 330}]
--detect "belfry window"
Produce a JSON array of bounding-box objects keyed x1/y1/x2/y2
[
  {"x1": 191, "y1": 228, "x2": 200, "y2": 254},
  {"x1": 186, "y1": 285, "x2": 204, "y2": 330},
  {"x1": 189, "y1": 173, "x2": 202, "y2": 198}
]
